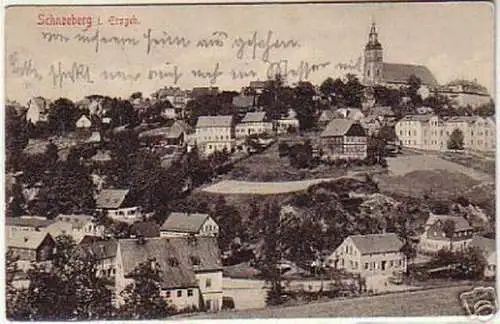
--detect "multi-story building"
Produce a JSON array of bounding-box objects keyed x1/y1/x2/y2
[
  {"x1": 320, "y1": 119, "x2": 367, "y2": 160},
  {"x1": 160, "y1": 212, "x2": 219, "y2": 238},
  {"x1": 418, "y1": 213, "x2": 474, "y2": 254},
  {"x1": 437, "y1": 80, "x2": 492, "y2": 110},
  {"x1": 327, "y1": 233, "x2": 407, "y2": 276},
  {"x1": 235, "y1": 112, "x2": 273, "y2": 138},
  {"x1": 395, "y1": 114, "x2": 496, "y2": 152},
  {"x1": 114, "y1": 236, "x2": 223, "y2": 312},
  {"x1": 195, "y1": 115, "x2": 235, "y2": 155},
  {"x1": 276, "y1": 109, "x2": 300, "y2": 134}
]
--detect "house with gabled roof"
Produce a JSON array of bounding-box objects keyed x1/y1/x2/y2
[
  {"x1": 320, "y1": 119, "x2": 367, "y2": 160},
  {"x1": 195, "y1": 115, "x2": 235, "y2": 155},
  {"x1": 7, "y1": 231, "x2": 56, "y2": 271},
  {"x1": 55, "y1": 214, "x2": 104, "y2": 243},
  {"x1": 276, "y1": 109, "x2": 300, "y2": 134},
  {"x1": 6, "y1": 216, "x2": 73, "y2": 239},
  {"x1": 76, "y1": 238, "x2": 119, "y2": 278},
  {"x1": 76, "y1": 114, "x2": 92, "y2": 129},
  {"x1": 95, "y1": 189, "x2": 141, "y2": 223},
  {"x1": 418, "y1": 213, "x2": 474, "y2": 254},
  {"x1": 327, "y1": 233, "x2": 406, "y2": 276},
  {"x1": 235, "y1": 111, "x2": 273, "y2": 138},
  {"x1": 160, "y1": 212, "x2": 219, "y2": 238},
  {"x1": 114, "y1": 236, "x2": 223, "y2": 312}
]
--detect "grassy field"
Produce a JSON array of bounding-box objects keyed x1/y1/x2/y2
[{"x1": 181, "y1": 285, "x2": 479, "y2": 318}]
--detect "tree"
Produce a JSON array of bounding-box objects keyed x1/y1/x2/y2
[
  {"x1": 47, "y1": 98, "x2": 79, "y2": 134},
  {"x1": 117, "y1": 258, "x2": 174, "y2": 319},
  {"x1": 442, "y1": 219, "x2": 456, "y2": 252},
  {"x1": 213, "y1": 196, "x2": 242, "y2": 251},
  {"x1": 343, "y1": 74, "x2": 364, "y2": 108},
  {"x1": 28, "y1": 159, "x2": 96, "y2": 218},
  {"x1": 447, "y1": 128, "x2": 465, "y2": 150},
  {"x1": 294, "y1": 81, "x2": 317, "y2": 130},
  {"x1": 288, "y1": 140, "x2": 313, "y2": 169},
  {"x1": 5, "y1": 105, "x2": 29, "y2": 172},
  {"x1": 259, "y1": 201, "x2": 285, "y2": 306},
  {"x1": 11, "y1": 235, "x2": 114, "y2": 320},
  {"x1": 407, "y1": 75, "x2": 423, "y2": 107},
  {"x1": 6, "y1": 250, "x2": 21, "y2": 319}
]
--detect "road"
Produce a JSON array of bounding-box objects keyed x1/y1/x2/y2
[{"x1": 178, "y1": 284, "x2": 479, "y2": 319}]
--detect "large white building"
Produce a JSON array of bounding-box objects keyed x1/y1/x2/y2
[
  {"x1": 395, "y1": 114, "x2": 495, "y2": 152},
  {"x1": 235, "y1": 112, "x2": 273, "y2": 138},
  {"x1": 195, "y1": 115, "x2": 235, "y2": 155}
]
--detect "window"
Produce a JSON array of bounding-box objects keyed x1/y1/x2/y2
[
  {"x1": 177, "y1": 290, "x2": 182, "y2": 297},
  {"x1": 166, "y1": 291, "x2": 171, "y2": 298},
  {"x1": 187, "y1": 289, "x2": 193, "y2": 297},
  {"x1": 390, "y1": 260, "x2": 393, "y2": 267},
  {"x1": 206, "y1": 278, "x2": 212, "y2": 288},
  {"x1": 364, "y1": 263, "x2": 369, "y2": 270}
]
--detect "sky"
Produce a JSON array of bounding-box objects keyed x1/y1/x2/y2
[{"x1": 4, "y1": 2, "x2": 495, "y2": 104}]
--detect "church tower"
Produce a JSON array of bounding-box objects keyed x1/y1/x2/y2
[{"x1": 363, "y1": 23, "x2": 383, "y2": 85}]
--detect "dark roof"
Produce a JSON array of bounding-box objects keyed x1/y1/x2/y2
[
  {"x1": 160, "y1": 212, "x2": 210, "y2": 234},
  {"x1": 383, "y1": 63, "x2": 437, "y2": 86},
  {"x1": 6, "y1": 217, "x2": 56, "y2": 229},
  {"x1": 8, "y1": 231, "x2": 55, "y2": 250},
  {"x1": 321, "y1": 119, "x2": 366, "y2": 137},
  {"x1": 169, "y1": 236, "x2": 223, "y2": 272},
  {"x1": 232, "y1": 95, "x2": 254, "y2": 108},
  {"x1": 196, "y1": 116, "x2": 233, "y2": 128},
  {"x1": 119, "y1": 238, "x2": 198, "y2": 289},
  {"x1": 426, "y1": 213, "x2": 472, "y2": 232},
  {"x1": 130, "y1": 221, "x2": 160, "y2": 237},
  {"x1": 399, "y1": 114, "x2": 438, "y2": 123},
  {"x1": 77, "y1": 239, "x2": 118, "y2": 260},
  {"x1": 96, "y1": 189, "x2": 129, "y2": 209},
  {"x1": 349, "y1": 233, "x2": 404, "y2": 254}
]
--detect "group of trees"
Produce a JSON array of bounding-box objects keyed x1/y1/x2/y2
[
  {"x1": 6, "y1": 235, "x2": 174, "y2": 320},
  {"x1": 319, "y1": 74, "x2": 365, "y2": 108}
]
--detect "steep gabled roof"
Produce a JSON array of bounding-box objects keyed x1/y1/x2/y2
[
  {"x1": 196, "y1": 115, "x2": 233, "y2": 128},
  {"x1": 77, "y1": 238, "x2": 118, "y2": 260},
  {"x1": 321, "y1": 119, "x2": 365, "y2": 137},
  {"x1": 119, "y1": 238, "x2": 198, "y2": 289},
  {"x1": 425, "y1": 213, "x2": 472, "y2": 232},
  {"x1": 169, "y1": 236, "x2": 223, "y2": 272},
  {"x1": 96, "y1": 189, "x2": 129, "y2": 209},
  {"x1": 7, "y1": 231, "x2": 54, "y2": 250},
  {"x1": 349, "y1": 233, "x2": 404, "y2": 254},
  {"x1": 160, "y1": 212, "x2": 210, "y2": 234},
  {"x1": 383, "y1": 63, "x2": 437, "y2": 86}
]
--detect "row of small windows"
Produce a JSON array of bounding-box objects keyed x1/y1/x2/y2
[
  {"x1": 166, "y1": 289, "x2": 194, "y2": 298},
  {"x1": 202, "y1": 136, "x2": 231, "y2": 141}
]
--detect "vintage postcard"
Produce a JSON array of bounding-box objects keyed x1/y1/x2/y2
[{"x1": 3, "y1": 1, "x2": 497, "y2": 321}]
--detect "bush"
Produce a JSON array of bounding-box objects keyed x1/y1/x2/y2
[{"x1": 222, "y1": 296, "x2": 235, "y2": 310}]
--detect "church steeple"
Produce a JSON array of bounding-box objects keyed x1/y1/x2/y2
[
  {"x1": 363, "y1": 22, "x2": 383, "y2": 85},
  {"x1": 366, "y1": 22, "x2": 382, "y2": 50}
]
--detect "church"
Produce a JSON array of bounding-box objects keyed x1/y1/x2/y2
[{"x1": 362, "y1": 23, "x2": 437, "y2": 88}]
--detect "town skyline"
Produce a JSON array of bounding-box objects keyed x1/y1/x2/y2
[{"x1": 5, "y1": 2, "x2": 494, "y2": 104}]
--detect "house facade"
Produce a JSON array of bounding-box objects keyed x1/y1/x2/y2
[
  {"x1": 328, "y1": 233, "x2": 406, "y2": 276},
  {"x1": 95, "y1": 189, "x2": 141, "y2": 223},
  {"x1": 26, "y1": 97, "x2": 50, "y2": 124},
  {"x1": 77, "y1": 238, "x2": 119, "y2": 278},
  {"x1": 320, "y1": 119, "x2": 368, "y2": 160},
  {"x1": 55, "y1": 214, "x2": 104, "y2": 243},
  {"x1": 195, "y1": 115, "x2": 235, "y2": 155},
  {"x1": 395, "y1": 115, "x2": 495, "y2": 152},
  {"x1": 418, "y1": 213, "x2": 474, "y2": 254},
  {"x1": 235, "y1": 112, "x2": 273, "y2": 138},
  {"x1": 276, "y1": 109, "x2": 300, "y2": 134},
  {"x1": 76, "y1": 115, "x2": 92, "y2": 129},
  {"x1": 160, "y1": 212, "x2": 219, "y2": 238}
]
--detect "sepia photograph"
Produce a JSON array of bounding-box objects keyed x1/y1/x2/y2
[{"x1": 3, "y1": 1, "x2": 497, "y2": 320}]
